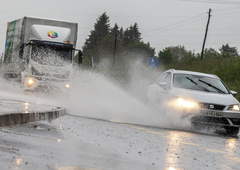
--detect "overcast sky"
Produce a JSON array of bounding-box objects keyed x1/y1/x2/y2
[{"x1": 1, "y1": 0, "x2": 240, "y2": 56}]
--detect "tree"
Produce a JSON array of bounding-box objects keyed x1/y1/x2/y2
[
  {"x1": 158, "y1": 48, "x2": 173, "y2": 65},
  {"x1": 123, "y1": 23, "x2": 141, "y2": 45},
  {"x1": 219, "y1": 44, "x2": 238, "y2": 57},
  {"x1": 165, "y1": 45, "x2": 186, "y2": 62},
  {"x1": 90, "y1": 35, "x2": 125, "y2": 66},
  {"x1": 82, "y1": 12, "x2": 111, "y2": 59},
  {"x1": 203, "y1": 47, "x2": 220, "y2": 59},
  {"x1": 119, "y1": 27, "x2": 124, "y2": 39},
  {"x1": 164, "y1": 45, "x2": 195, "y2": 62},
  {"x1": 81, "y1": 13, "x2": 156, "y2": 67},
  {"x1": 132, "y1": 23, "x2": 142, "y2": 42},
  {"x1": 110, "y1": 23, "x2": 119, "y2": 37},
  {"x1": 126, "y1": 41, "x2": 155, "y2": 62}
]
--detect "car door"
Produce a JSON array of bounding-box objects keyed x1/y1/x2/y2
[{"x1": 148, "y1": 72, "x2": 171, "y2": 105}]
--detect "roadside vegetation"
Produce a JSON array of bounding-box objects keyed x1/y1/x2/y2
[{"x1": 78, "y1": 12, "x2": 240, "y2": 101}]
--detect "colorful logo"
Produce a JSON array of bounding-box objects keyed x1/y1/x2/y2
[{"x1": 48, "y1": 31, "x2": 58, "y2": 39}]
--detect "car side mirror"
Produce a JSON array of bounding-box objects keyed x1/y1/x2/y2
[
  {"x1": 230, "y1": 90, "x2": 237, "y2": 96},
  {"x1": 159, "y1": 82, "x2": 167, "y2": 89}
]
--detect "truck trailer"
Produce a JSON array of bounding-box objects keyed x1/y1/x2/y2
[{"x1": 2, "y1": 16, "x2": 80, "y2": 92}]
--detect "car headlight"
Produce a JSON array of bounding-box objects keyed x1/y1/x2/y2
[
  {"x1": 228, "y1": 104, "x2": 240, "y2": 111},
  {"x1": 176, "y1": 98, "x2": 199, "y2": 109},
  {"x1": 27, "y1": 79, "x2": 35, "y2": 86}
]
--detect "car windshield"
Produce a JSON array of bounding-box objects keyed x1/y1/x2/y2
[
  {"x1": 31, "y1": 44, "x2": 72, "y2": 67},
  {"x1": 173, "y1": 73, "x2": 229, "y2": 94}
]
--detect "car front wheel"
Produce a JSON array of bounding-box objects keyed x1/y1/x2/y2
[{"x1": 225, "y1": 127, "x2": 239, "y2": 135}]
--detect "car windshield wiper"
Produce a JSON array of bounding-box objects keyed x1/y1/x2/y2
[
  {"x1": 186, "y1": 77, "x2": 210, "y2": 92},
  {"x1": 198, "y1": 79, "x2": 226, "y2": 94}
]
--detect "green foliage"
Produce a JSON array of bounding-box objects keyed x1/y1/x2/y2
[
  {"x1": 126, "y1": 41, "x2": 155, "y2": 62},
  {"x1": 157, "y1": 45, "x2": 239, "y2": 66},
  {"x1": 123, "y1": 23, "x2": 141, "y2": 45},
  {"x1": 219, "y1": 44, "x2": 239, "y2": 57},
  {"x1": 158, "y1": 49, "x2": 173, "y2": 65},
  {"x1": 82, "y1": 12, "x2": 111, "y2": 60},
  {"x1": 82, "y1": 13, "x2": 148, "y2": 66},
  {"x1": 110, "y1": 23, "x2": 119, "y2": 37},
  {"x1": 158, "y1": 45, "x2": 196, "y2": 65},
  {"x1": 110, "y1": 24, "x2": 124, "y2": 40},
  {"x1": 202, "y1": 47, "x2": 221, "y2": 59},
  {"x1": 92, "y1": 35, "x2": 125, "y2": 64},
  {"x1": 166, "y1": 45, "x2": 187, "y2": 62}
]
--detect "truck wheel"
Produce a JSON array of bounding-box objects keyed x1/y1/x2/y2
[{"x1": 225, "y1": 127, "x2": 239, "y2": 135}]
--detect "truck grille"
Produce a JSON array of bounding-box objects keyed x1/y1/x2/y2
[
  {"x1": 31, "y1": 67, "x2": 70, "y2": 79},
  {"x1": 34, "y1": 77, "x2": 68, "y2": 82}
]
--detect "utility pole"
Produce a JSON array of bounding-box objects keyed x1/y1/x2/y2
[
  {"x1": 113, "y1": 34, "x2": 117, "y2": 67},
  {"x1": 201, "y1": 8, "x2": 212, "y2": 60}
]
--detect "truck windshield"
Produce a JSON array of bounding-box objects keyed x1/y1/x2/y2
[{"x1": 31, "y1": 44, "x2": 72, "y2": 67}]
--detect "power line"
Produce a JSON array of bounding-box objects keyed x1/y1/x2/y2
[
  {"x1": 180, "y1": 0, "x2": 240, "y2": 5},
  {"x1": 143, "y1": 17, "x2": 206, "y2": 36},
  {"x1": 142, "y1": 28, "x2": 240, "y2": 30},
  {"x1": 0, "y1": 10, "x2": 213, "y2": 18},
  {"x1": 150, "y1": 42, "x2": 240, "y2": 45},
  {"x1": 214, "y1": 11, "x2": 240, "y2": 16},
  {"x1": 144, "y1": 34, "x2": 240, "y2": 37},
  {"x1": 214, "y1": 5, "x2": 240, "y2": 12},
  {"x1": 142, "y1": 13, "x2": 206, "y2": 36}
]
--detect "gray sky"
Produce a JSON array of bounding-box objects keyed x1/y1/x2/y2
[{"x1": 1, "y1": 0, "x2": 240, "y2": 56}]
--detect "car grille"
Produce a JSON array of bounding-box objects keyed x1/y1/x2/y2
[
  {"x1": 230, "y1": 119, "x2": 240, "y2": 125},
  {"x1": 198, "y1": 103, "x2": 226, "y2": 111}
]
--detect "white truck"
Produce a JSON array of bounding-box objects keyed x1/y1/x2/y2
[{"x1": 2, "y1": 16, "x2": 81, "y2": 92}]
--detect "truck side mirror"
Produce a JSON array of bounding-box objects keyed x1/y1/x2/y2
[{"x1": 78, "y1": 51, "x2": 82, "y2": 65}]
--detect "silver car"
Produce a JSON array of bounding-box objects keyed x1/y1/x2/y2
[{"x1": 147, "y1": 69, "x2": 240, "y2": 135}]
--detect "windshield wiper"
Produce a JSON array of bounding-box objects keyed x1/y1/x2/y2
[
  {"x1": 198, "y1": 79, "x2": 226, "y2": 94},
  {"x1": 186, "y1": 77, "x2": 210, "y2": 92}
]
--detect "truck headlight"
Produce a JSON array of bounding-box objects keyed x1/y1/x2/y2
[
  {"x1": 228, "y1": 105, "x2": 240, "y2": 111},
  {"x1": 176, "y1": 98, "x2": 198, "y2": 109},
  {"x1": 65, "y1": 84, "x2": 70, "y2": 88},
  {"x1": 27, "y1": 79, "x2": 34, "y2": 86}
]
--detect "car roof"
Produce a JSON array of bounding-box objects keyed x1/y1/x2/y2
[{"x1": 165, "y1": 69, "x2": 219, "y2": 79}]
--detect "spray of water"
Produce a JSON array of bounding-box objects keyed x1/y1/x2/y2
[
  {"x1": 0, "y1": 57, "x2": 192, "y2": 131},
  {"x1": 60, "y1": 57, "x2": 193, "y2": 130}
]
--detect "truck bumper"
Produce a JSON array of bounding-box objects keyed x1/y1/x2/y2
[{"x1": 23, "y1": 76, "x2": 71, "y2": 92}]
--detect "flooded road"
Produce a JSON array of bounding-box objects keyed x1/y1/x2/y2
[
  {"x1": 0, "y1": 68, "x2": 240, "y2": 170},
  {"x1": 0, "y1": 114, "x2": 239, "y2": 170}
]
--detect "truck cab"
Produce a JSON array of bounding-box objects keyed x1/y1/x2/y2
[{"x1": 2, "y1": 17, "x2": 78, "y2": 92}]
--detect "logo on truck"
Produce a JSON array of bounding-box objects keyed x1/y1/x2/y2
[{"x1": 48, "y1": 31, "x2": 58, "y2": 39}]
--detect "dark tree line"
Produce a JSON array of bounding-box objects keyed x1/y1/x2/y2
[
  {"x1": 81, "y1": 12, "x2": 155, "y2": 66},
  {"x1": 80, "y1": 12, "x2": 239, "y2": 67}
]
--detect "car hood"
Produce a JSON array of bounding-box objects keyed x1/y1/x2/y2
[{"x1": 171, "y1": 87, "x2": 239, "y2": 105}]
